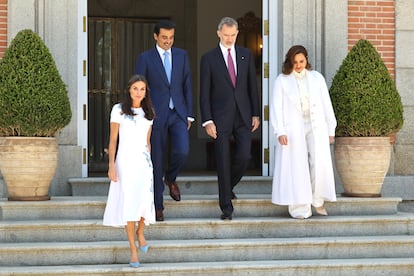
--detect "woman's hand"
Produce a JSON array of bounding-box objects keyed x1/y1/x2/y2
[
  {"x1": 108, "y1": 163, "x2": 118, "y2": 182},
  {"x1": 278, "y1": 135, "x2": 288, "y2": 145}
]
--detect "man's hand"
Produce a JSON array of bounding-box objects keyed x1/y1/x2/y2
[
  {"x1": 204, "y1": 122, "x2": 217, "y2": 139},
  {"x1": 251, "y1": 116, "x2": 260, "y2": 132}
]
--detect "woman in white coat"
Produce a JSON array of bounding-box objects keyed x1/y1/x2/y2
[{"x1": 270, "y1": 45, "x2": 337, "y2": 219}]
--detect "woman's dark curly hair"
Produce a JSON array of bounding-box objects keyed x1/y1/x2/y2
[{"x1": 121, "y1": 74, "x2": 155, "y2": 120}]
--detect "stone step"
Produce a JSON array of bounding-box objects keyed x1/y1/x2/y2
[
  {"x1": 1, "y1": 194, "x2": 413, "y2": 275},
  {"x1": 69, "y1": 176, "x2": 272, "y2": 196},
  {"x1": 1, "y1": 236, "x2": 414, "y2": 266},
  {"x1": 2, "y1": 214, "x2": 414, "y2": 243},
  {"x1": 0, "y1": 196, "x2": 401, "y2": 221},
  {"x1": 68, "y1": 175, "x2": 414, "y2": 200},
  {"x1": 1, "y1": 258, "x2": 414, "y2": 275}
]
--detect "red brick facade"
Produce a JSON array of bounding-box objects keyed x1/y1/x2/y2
[
  {"x1": 0, "y1": 0, "x2": 7, "y2": 59},
  {"x1": 348, "y1": 0, "x2": 395, "y2": 78}
]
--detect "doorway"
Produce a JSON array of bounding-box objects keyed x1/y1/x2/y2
[
  {"x1": 87, "y1": 18, "x2": 159, "y2": 174},
  {"x1": 87, "y1": 0, "x2": 263, "y2": 176}
]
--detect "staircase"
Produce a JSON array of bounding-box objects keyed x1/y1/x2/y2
[{"x1": 1, "y1": 176, "x2": 414, "y2": 275}]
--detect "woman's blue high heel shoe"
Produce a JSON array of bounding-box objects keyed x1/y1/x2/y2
[
  {"x1": 129, "y1": 261, "x2": 140, "y2": 268},
  {"x1": 139, "y1": 245, "x2": 149, "y2": 253}
]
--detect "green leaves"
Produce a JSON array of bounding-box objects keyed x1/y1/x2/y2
[
  {"x1": 0, "y1": 29, "x2": 72, "y2": 137},
  {"x1": 329, "y1": 39, "x2": 403, "y2": 137}
]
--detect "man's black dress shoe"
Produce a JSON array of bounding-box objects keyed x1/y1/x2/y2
[
  {"x1": 156, "y1": 209, "x2": 164, "y2": 221},
  {"x1": 220, "y1": 213, "x2": 232, "y2": 220},
  {"x1": 165, "y1": 180, "x2": 181, "y2": 201}
]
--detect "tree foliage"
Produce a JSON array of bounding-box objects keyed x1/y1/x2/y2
[
  {"x1": 329, "y1": 39, "x2": 403, "y2": 137},
  {"x1": 0, "y1": 29, "x2": 72, "y2": 137}
]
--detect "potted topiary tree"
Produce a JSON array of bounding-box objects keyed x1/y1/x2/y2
[
  {"x1": 329, "y1": 39, "x2": 403, "y2": 197},
  {"x1": 0, "y1": 29, "x2": 72, "y2": 201}
]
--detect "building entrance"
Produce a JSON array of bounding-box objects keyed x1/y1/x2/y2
[{"x1": 87, "y1": 0, "x2": 263, "y2": 176}]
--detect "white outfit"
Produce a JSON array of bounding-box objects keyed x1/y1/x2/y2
[
  {"x1": 270, "y1": 69, "x2": 337, "y2": 218},
  {"x1": 103, "y1": 103, "x2": 155, "y2": 227}
]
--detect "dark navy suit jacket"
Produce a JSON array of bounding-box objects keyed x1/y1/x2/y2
[
  {"x1": 135, "y1": 47, "x2": 193, "y2": 128},
  {"x1": 200, "y1": 45, "x2": 259, "y2": 130}
]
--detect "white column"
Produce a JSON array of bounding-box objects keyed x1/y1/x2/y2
[
  {"x1": 77, "y1": 0, "x2": 88, "y2": 177},
  {"x1": 266, "y1": 0, "x2": 280, "y2": 176}
]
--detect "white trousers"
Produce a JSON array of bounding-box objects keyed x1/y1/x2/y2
[{"x1": 288, "y1": 120, "x2": 324, "y2": 219}]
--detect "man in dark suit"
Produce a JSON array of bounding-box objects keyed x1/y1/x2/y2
[
  {"x1": 135, "y1": 20, "x2": 194, "y2": 221},
  {"x1": 200, "y1": 17, "x2": 260, "y2": 220}
]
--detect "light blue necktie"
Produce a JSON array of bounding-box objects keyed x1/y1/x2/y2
[
  {"x1": 163, "y1": 51, "x2": 174, "y2": 109},
  {"x1": 163, "y1": 51, "x2": 171, "y2": 83}
]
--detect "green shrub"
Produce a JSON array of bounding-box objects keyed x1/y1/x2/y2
[
  {"x1": 329, "y1": 39, "x2": 403, "y2": 137},
  {"x1": 0, "y1": 29, "x2": 71, "y2": 137}
]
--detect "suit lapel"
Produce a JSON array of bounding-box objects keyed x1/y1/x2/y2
[
  {"x1": 235, "y1": 46, "x2": 248, "y2": 87},
  {"x1": 235, "y1": 46, "x2": 244, "y2": 81},
  {"x1": 150, "y1": 48, "x2": 170, "y2": 85},
  {"x1": 170, "y1": 48, "x2": 178, "y2": 85},
  {"x1": 215, "y1": 46, "x2": 236, "y2": 88}
]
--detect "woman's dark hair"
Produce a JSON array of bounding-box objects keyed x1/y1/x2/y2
[
  {"x1": 282, "y1": 45, "x2": 312, "y2": 74},
  {"x1": 121, "y1": 75, "x2": 155, "y2": 120},
  {"x1": 154, "y1": 20, "x2": 176, "y2": 35}
]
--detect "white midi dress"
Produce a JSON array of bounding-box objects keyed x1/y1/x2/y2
[{"x1": 103, "y1": 103, "x2": 156, "y2": 227}]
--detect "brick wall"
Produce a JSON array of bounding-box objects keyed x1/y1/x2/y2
[
  {"x1": 348, "y1": 0, "x2": 395, "y2": 78},
  {"x1": 0, "y1": 0, "x2": 6, "y2": 59}
]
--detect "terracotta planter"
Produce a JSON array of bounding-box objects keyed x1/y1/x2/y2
[
  {"x1": 334, "y1": 137, "x2": 391, "y2": 197},
  {"x1": 0, "y1": 137, "x2": 58, "y2": 201},
  {"x1": 389, "y1": 131, "x2": 397, "y2": 145}
]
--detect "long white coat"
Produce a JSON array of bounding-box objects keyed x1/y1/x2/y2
[{"x1": 270, "y1": 70, "x2": 337, "y2": 205}]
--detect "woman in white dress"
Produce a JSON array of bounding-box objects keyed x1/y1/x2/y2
[
  {"x1": 270, "y1": 45, "x2": 337, "y2": 219},
  {"x1": 103, "y1": 75, "x2": 156, "y2": 267}
]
